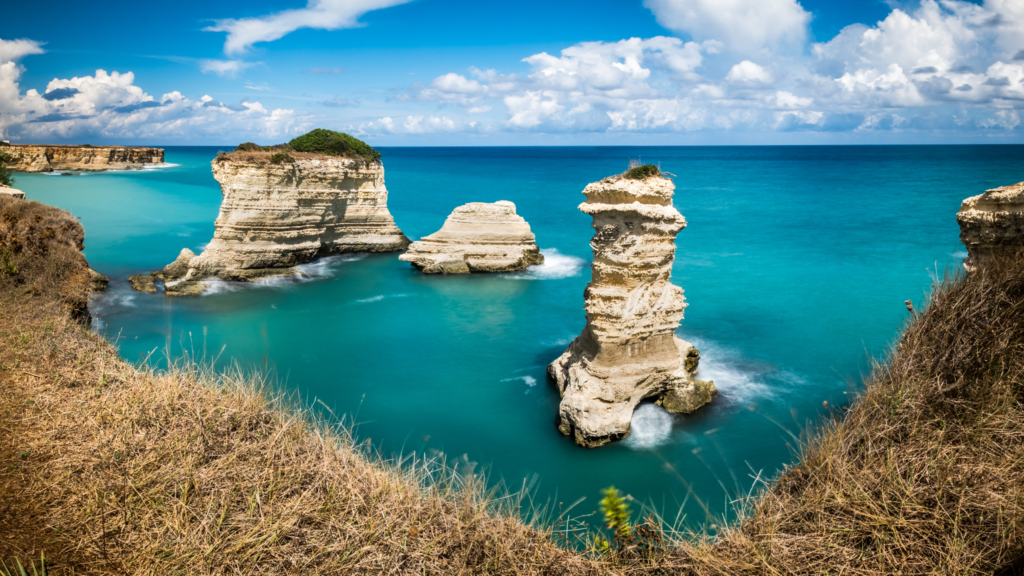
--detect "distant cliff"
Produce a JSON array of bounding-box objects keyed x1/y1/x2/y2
[{"x1": 2, "y1": 144, "x2": 164, "y2": 172}]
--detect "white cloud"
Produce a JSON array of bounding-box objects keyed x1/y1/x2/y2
[
  {"x1": 206, "y1": 0, "x2": 414, "y2": 56},
  {"x1": 726, "y1": 61, "x2": 773, "y2": 84},
  {"x1": 0, "y1": 50, "x2": 307, "y2": 142},
  {"x1": 200, "y1": 59, "x2": 258, "y2": 77},
  {"x1": 0, "y1": 38, "x2": 45, "y2": 63},
  {"x1": 644, "y1": 0, "x2": 811, "y2": 54}
]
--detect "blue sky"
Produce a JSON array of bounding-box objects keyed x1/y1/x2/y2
[{"x1": 1, "y1": 0, "x2": 1022, "y2": 145}]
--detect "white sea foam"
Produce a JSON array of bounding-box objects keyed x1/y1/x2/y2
[
  {"x1": 625, "y1": 404, "x2": 674, "y2": 449},
  {"x1": 502, "y1": 248, "x2": 586, "y2": 281},
  {"x1": 501, "y1": 375, "x2": 537, "y2": 387},
  {"x1": 355, "y1": 293, "x2": 410, "y2": 304},
  {"x1": 687, "y1": 336, "x2": 800, "y2": 402},
  {"x1": 953, "y1": 250, "x2": 968, "y2": 259}
]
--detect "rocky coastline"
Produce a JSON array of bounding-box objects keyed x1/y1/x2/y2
[
  {"x1": 2, "y1": 144, "x2": 164, "y2": 172},
  {"x1": 548, "y1": 170, "x2": 716, "y2": 448},
  {"x1": 399, "y1": 200, "x2": 543, "y2": 274}
]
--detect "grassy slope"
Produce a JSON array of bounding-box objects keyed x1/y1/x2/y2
[{"x1": 1, "y1": 196, "x2": 1022, "y2": 574}]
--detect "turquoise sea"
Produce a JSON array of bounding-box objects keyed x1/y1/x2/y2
[{"x1": 15, "y1": 145, "x2": 1024, "y2": 529}]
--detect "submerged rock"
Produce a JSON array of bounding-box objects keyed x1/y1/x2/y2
[
  {"x1": 957, "y1": 181, "x2": 1024, "y2": 271},
  {"x1": 547, "y1": 173, "x2": 716, "y2": 448},
  {"x1": 146, "y1": 150, "x2": 409, "y2": 295},
  {"x1": 399, "y1": 201, "x2": 543, "y2": 274},
  {"x1": 128, "y1": 274, "x2": 156, "y2": 293}
]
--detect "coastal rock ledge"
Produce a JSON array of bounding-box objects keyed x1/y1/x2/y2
[
  {"x1": 146, "y1": 154, "x2": 409, "y2": 295},
  {"x1": 399, "y1": 201, "x2": 543, "y2": 274},
  {"x1": 3, "y1": 144, "x2": 163, "y2": 172},
  {"x1": 957, "y1": 181, "x2": 1024, "y2": 271},
  {"x1": 548, "y1": 173, "x2": 716, "y2": 448}
]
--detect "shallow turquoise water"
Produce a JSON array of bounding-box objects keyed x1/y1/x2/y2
[{"x1": 16, "y1": 145, "x2": 1024, "y2": 529}]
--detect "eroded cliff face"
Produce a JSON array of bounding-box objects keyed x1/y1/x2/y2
[
  {"x1": 4, "y1": 145, "x2": 164, "y2": 172},
  {"x1": 399, "y1": 201, "x2": 543, "y2": 273},
  {"x1": 147, "y1": 156, "x2": 409, "y2": 294},
  {"x1": 547, "y1": 175, "x2": 716, "y2": 448},
  {"x1": 957, "y1": 181, "x2": 1024, "y2": 272}
]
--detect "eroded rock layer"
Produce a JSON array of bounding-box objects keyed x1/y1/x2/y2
[
  {"x1": 957, "y1": 181, "x2": 1024, "y2": 272},
  {"x1": 547, "y1": 174, "x2": 716, "y2": 448},
  {"x1": 144, "y1": 156, "x2": 409, "y2": 295},
  {"x1": 4, "y1": 145, "x2": 164, "y2": 172},
  {"x1": 399, "y1": 201, "x2": 543, "y2": 274},
  {"x1": 0, "y1": 185, "x2": 24, "y2": 199}
]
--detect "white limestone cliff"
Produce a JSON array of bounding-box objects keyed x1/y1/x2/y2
[
  {"x1": 139, "y1": 154, "x2": 409, "y2": 295},
  {"x1": 957, "y1": 181, "x2": 1024, "y2": 272}
]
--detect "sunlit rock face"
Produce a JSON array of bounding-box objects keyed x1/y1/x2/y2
[
  {"x1": 547, "y1": 174, "x2": 716, "y2": 448},
  {"x1": 0, "y1": 186, "x2": 25, "y2": 199},
  {"x1": 4, "y1": 145, "x2": 164, "y2": 172},
  {"x1": 399, "y1": 200, "x2": 543, "y2": 274},
  {"x1": 138, "y1": 156, "x2": 409, "y2": 295},
  {"x1": 958, "y1": 181, "x2": 1024, "y2": 272}
]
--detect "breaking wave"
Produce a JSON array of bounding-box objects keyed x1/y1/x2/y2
[
  {"x1": 502, "y1": 249, "x2": 586, "y2": 280},
  {"x1": 625, "y1": 404, "x2": 674, "y2": 449}
]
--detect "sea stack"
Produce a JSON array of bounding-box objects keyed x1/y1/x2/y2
[
  {"x1": 2, "y1": 144, "x2": 164, "y2": 172},
  {"x1": 399, "y1": 201, "x2": 544, "y2": 274},
  {"x1": 548, "y1": 166, "x2": 716, "y2": 448},
  {"x1": 957, "y1": 181, "x2": 1024, "y2": 271},
  {"x1": 141, "y1": 130, "x2": 409, "y2": 295}
]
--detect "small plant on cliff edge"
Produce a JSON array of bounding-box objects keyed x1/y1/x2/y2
[
  {"x1": 270, "y1": 152, "x2": 295, "y2": 164},
  {"x1": 0, "y1": 249, "x2": 17, "y2": 277},
  {"x1": 288, "y1": 128, "x2": 381, "y2": 163},
  {"x1": 592, "y1": 486, "x2": 664, "y2": 558},
  {"x1": 0, "y1": 151, "x2": 14, "y2": 187},
  {"x1": 624, "y1": 163, "x2": 660, "y2": 180}
]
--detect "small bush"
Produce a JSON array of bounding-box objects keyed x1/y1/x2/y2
[
  {"x1": 623, "y1": 164, "x2": 660, "y2": 180},
  {"x1": 288, "y1": 128, "x2": 381, "y2": 163},
  {"x1": 270, "y1": 152, "x2": 295, "y2": 164},
  {"x1": 0, "y1": 151, "x2": 14, "y2": 187},
  {"x1": 79, "y1": 144, "x2": 92, "y2": 148},
  {"x1": 235, "y1": 142, "x2": 262, "y2": 152},
  {"x1": 0, "y1": 141, "x2": 9, "y2": 147}
]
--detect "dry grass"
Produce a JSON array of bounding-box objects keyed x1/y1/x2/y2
[{"x1": 2, "y1": 195, "x2": 1023, "y2": 575}]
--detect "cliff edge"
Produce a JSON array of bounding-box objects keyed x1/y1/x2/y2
[{"x1": 957, "y1": 180, "x2": 1024, "y2": 271}]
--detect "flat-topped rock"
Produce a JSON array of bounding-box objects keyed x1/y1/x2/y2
[
  {"x1": 3, "y1": 145, "x2": 164, "y2": 172},
  {"x1": 138, "y1": 153, "x2": 409, "y2": 295},
  {"x1": 957, "y1": 181, "x2": 1024, "y2": 271},
  {"x1": 548, "y1": 172, "x2": 715, "y2": 448},
  {"x1": 399, "y1": 201, "x2": 543, "y2": 274}
]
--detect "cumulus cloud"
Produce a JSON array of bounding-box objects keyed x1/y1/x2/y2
[
  {"x1": 206, "y1": 0, "x2": 414, "y2": 56},
  {"x1": 401, "y1": 0, "x2": 1024, "y2": 138},
  {"x1": 0, "y1": 44, "x2": 306, "y2": 142},
  {"x1": 644, "y1": 0, "x2": 811, "y2": 54}
]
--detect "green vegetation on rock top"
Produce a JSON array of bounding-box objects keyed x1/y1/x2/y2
[
  {"x1": 235, "y1": 142, "x2": 262, "y2": 152},
  {"x1": 0, "y1": 151, "x2": 14, "y2": 187},
  {"x1": 623, "y1": 164, "x2": 661, "y2": 180},
  {"x1": 288, "y1": 129, "x2": 381, "y2": 163}
]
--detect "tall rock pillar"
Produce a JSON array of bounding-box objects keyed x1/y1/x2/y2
[
  {"x1": 547, "y1": 172, "x2": 716, "y2": 448},
  {"x1": 957, "y1": 181, "x2": 1024, "y2": 272}
]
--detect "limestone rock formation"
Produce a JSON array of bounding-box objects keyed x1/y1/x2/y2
[
  {"x1": 399, "y1": 201, "x2": 544, "y2": 274},
  {"x1": 547, "y1": 173, "x2": 716, "y2": 448},
  {"x1": 0, "y1": 186, "x2": 24, "y2": 199},
  {"x1": 128, "y1": 274, "x2": 156, "y2": 293},
  {"x1": 957, "y1": 181, "x2": 1024, "y2": 271},
  {"x1": 135, "y1": 154, "x2": 409, "y2": 295},
  {"x1": 4, "y1": 145, "x2": 164, "y2": 172}
]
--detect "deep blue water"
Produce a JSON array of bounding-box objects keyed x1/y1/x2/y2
[{"x1": 16, "y1": 145, "x2": 1024, "y2": 530}]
